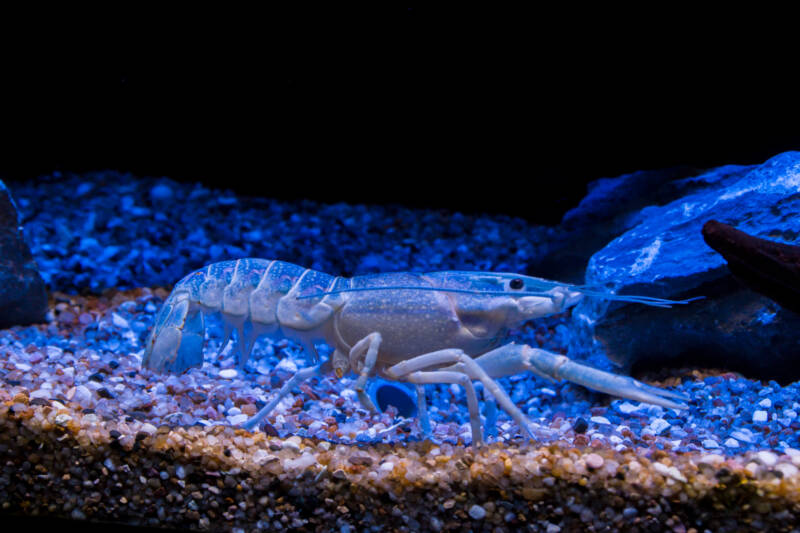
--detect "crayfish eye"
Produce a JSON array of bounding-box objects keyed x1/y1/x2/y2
[{"x1": 509, "y1": 278, "x2": 524, "y2": 290}]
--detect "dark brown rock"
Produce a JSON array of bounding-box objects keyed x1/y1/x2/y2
[
  {"x1": 0, "y1": 181, "x2": 47, "y2": 327},
  {"x1": 702, "y1": 219, "x2": 800, "y2": 314}
]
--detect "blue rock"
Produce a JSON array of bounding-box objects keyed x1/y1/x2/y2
[
  {"x1": 527, "y1": 166, "x2": 700, "y2": 283},
  {"x1": 570, "y1": 152, "x2": 800, "y2": 381},
  {"x1": 585, "y1": 154, "x2": 798, "y2": 293},
  {"x1": 0, "y1": 180, "x2": 47, "y2": 327}
]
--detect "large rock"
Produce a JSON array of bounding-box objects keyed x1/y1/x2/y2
[
  {"x1": 0, "y1": 180, "x2": 47, "y2": 327},
  {"x1": 528, "y1": 165, "x2": 703, "y2": 283},
  {"x1": 569, "y1": 152, "x2": 800, "y2": 382}
]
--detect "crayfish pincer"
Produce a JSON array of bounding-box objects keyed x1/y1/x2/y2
[{"x1": 143, "y1": 258, "x2": 695, "y2": 446}]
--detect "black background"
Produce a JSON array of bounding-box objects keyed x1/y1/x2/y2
[{"x1": 2, "y1": 9, "x2": 798, "y2": 224}]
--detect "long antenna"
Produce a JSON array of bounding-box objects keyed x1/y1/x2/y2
[
  {"x1": 296, "y1": 284, "x2": 703, "y2": 308},
  {"x1": 296, "y1": 286, "x2": 559, "y2": 300}
]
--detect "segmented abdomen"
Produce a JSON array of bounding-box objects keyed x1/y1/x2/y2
[
  {"x1": 173, "y1": 258, "x2": 339, "y2": 325},
  {"x1": 144, "y1": 259, "x2": 346, "y2": 373}
]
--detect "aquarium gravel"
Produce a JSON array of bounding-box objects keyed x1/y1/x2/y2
[{"x1": 2, "y1": 171, "x2": 800, "y2": 531}]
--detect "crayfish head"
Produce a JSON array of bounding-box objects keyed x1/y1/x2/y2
[{"x1": 514, "y1": 287, "x2": 585, "y2": 323}]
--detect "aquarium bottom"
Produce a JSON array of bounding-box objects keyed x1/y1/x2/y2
[{"x1": 1, "y1": 401, "x2": 799, "y2": 533}]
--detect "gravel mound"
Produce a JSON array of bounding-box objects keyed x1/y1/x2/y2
[{"x1": 10, "y1": 171, "x2": 543, "y2": 293}]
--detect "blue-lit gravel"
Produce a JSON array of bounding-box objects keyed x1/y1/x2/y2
[
  {"x1": 4, "y1": 171, "x2": 799, "y2": 457},
  {"x1": 3, "y1": 292, "x2": 800, "y2": 458},
  {"x1": 11, "y1": 171, "x2": 543, "y2": 293}
]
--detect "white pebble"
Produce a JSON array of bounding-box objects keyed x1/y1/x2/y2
[
  {"x1": 731, "y1": 428, "x2": 755, "y2": 443},
  {"x1": 228, "y1": 414, "x2": 249, "y2": 425},
  {"x1": 30, "y1": 389, "x2": 51, "y2": 399},
  {"x1": 652, "y1": 462, "x2": 670, "y2": 476},
  {"x1": 284, "y1": 436, "x2": 302, "y2": 452},
  {"x1": 285, "y1": 452, "x2": 317, "y2": 472},
  {"x1": 698, "y1": 453, "x2": 724, "y2": 466},
  {"x1": 759, "y1": 398, "x2": 772, "y2": 408},
  {"x1": 702, "y1": 439, "x2": 720, "y2": 449},
  {"x1": 652, "y1": 461, "x2": 685, "y2": 482},
  {"x1": 585, "y1": 453, "x2": 604, "y2": 469},
  {"x1": 219, "y1": 369, "x2": 238, "y2": 379},
  {"x1": 724, "y1": 438, "x2": 739, "y2": 448},
  {"x1": 74, "y1": 385, "x2": 93, "y2": 406},
  {"x1": 55, "y1": 414, "x2": 72, "y2": 426},
  {"x1": 753, "y1": 410, "x2": 768, "y2": 422},
  {"x1": 657, "y1": 462, "x2": 687, "y2": 483},
  {"x1": 15, "y1": 362, "x2": 31, "y2": 371},
  {"x1": 777, "y1": 463, "x2": 798, "y2": 478},
  {"x1": 112, "y1": 313, "x2": 130, "y2": 329},
  {"x1": 468, "y1": 504, "x2": 486, "y2": 520},
  {"x1": 380, "y1": 462, "x2": 394, "y2": 471},
  {"x1": 648, "y1": 418, "x2": 670, "y2": 434},
  {"x1": 590, "y1": 416, "x2": 610, "y2": 425},
  {"x1": 540, "y1": 387, "x2": 556, "y2": 397},
  {"x1": 140, "y1": 423, "x2": 158, "y2": 435},
  {"x1": 618, "y1": 402, "x2": 640, "y2": 414},
  {"x1": 104, "y1": 458, "x2": 116, "y2": 472},
  {"x1": 756, "y1": 450, "x2": 778, "y2": 467},
  {"x1": 745, "y1": 462, "x2": 760, "y2": 477},
  {"x1": 340, "y1": 389, "x2": 357, "y2": 401},
  {"x1": 787, "y1": 449, "x2": 800, "y2": 467},
  {"x1": 252, "y1": 449, "x2": 268, "y2": 464},
  {"x1": 176, "y1": 465, "x2": 187, "y2": 479},
  {"x1": 275, "y1": 358, "x2": 297, "y2": 373},
  {"x1": 46, "y1": 346, "x2": 63, "y2": 359}
]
